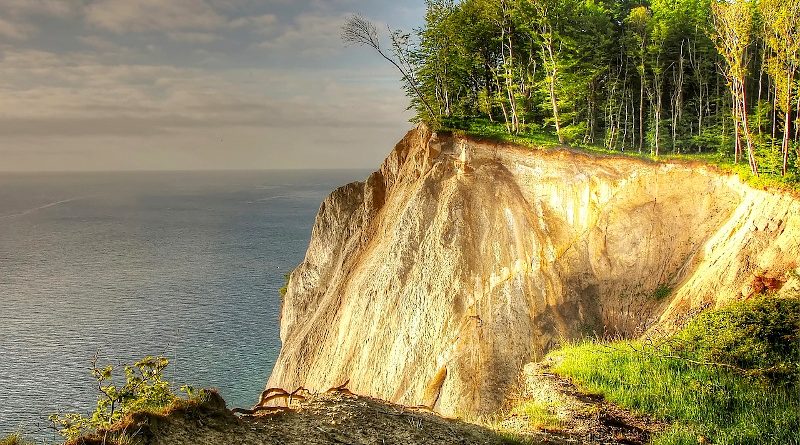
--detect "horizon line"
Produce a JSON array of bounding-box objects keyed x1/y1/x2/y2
[{"x1": 0, "y1": 167, "x2": 376, "y2": 174}]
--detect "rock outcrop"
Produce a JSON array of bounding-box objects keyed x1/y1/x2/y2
[{"x1": 267, "y1": 126, "x2": 800, "y2": 416}]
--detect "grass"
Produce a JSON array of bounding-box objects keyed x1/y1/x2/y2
[
  {"x1": 472, "y1": 396, "x2": 564, "y2": 445},
  {"x1": 0, "y1": 434, "x2": 33, "y2": 445},
  {"x1": 441, "y1": 117, "x2": 800, "y2": 195},
  {"x1": 546, "y1": 296, "x2": 800, "y2": 445},
  {"x1": 511, "y1": 400, "x2": 562, "y2": 430},
  {"x1": 652, "y1": 284, "x2": 672, "y2": 301}
]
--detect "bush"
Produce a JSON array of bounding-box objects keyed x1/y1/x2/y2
[
  {"x1": 50, "y1": 356, "x2": 178, "y2": 441},
  {"x1": 548, "y1": 296, "x2": 800, "y2": 445},
  {"x1": 671, "y1": 296, "x2": 800, "y2": 382},
  {"x1": 0, "y1": 434, "x2": 33, "y2": 445},
  {"x1": 279, "y1": 273, "x2": 291, "y2": 298}
]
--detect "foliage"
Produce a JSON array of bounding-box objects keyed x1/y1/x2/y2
[
  {"x1": 511, "y1": 400, "x2": 562, "y2": 430},
  {"x1": 348, "y1": 0, "x2": 800, "y2": 181},
  {"x1": 49, "y1": 356, "x2": 178, "y2": 441},
  {"x1": 0, "y1": 434, "x2": 34, "y2": 445},
  {"x1": 279, "y1": 273, "x2": 291, "y2": 298},
  {"x1": 548, "y1": 296, "x2": 800, "y2": 445},
  {"x1": 652, "y1": 284, "x2": 672, "y2": 301},
  {"x1": 671, "y1": 296, "x2": 800, "y2": 382}
]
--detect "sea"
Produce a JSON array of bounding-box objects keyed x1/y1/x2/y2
[{"x1": 0, "y1": 169, "x2": 369, "y2": 441}]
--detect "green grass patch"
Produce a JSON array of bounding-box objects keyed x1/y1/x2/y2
[
  {"x1": 441, "y1": 117, "x2": 800, "y2": 194},
  {"x1": 548, "y1": 296, "x2": 800, "y2": 445},
  {"x1": 511, "y1": 400, "x2": 562, "y2": 430},
  {"x1": 652, "y1": 284, "x2": 672, "y2": 301}
]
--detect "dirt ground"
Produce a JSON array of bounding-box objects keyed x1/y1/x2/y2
[
  {"x1": 492, "y1": 361, "x2": 664, "y2": 445},
  {"x1": 87, "y1": 391, "x2": 515, "y2": 445},
  {"x1": 77, "y1": 365, "x2": 663, "y2": 445}
]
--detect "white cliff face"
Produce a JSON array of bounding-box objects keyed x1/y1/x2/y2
[{"x1": 267, "y1": 127, "x2": 800, "y2": 416}]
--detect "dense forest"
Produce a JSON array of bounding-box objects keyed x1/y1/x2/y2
[{"x1": 345, "y1": 0, "x2": 800, "y2": 179}]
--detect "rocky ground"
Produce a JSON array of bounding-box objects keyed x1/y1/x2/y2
[
  {"x1": 79, "y1": 390, "x2": 513, "y2": 445},
  {"x1": 491, "y1": 361, "x2": 664, "y2": 444},
  {"x1": 75, "y1": 368, "x2": 663, "y2": 445}
]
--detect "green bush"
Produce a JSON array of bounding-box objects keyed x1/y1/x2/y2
[
  {"x1": 672, "y1": 296, "x2": 800, "y2": 381},
  {"x1": 50, "y1": 356, "x2": 178, "y2": 441},
  {"x1": 0, "y1": 434, "x2": 33, "y2": 445},
  {"x1": 548, "y1": 296, "x2": 800, "y2": 445},
  {"x1": 279, "y1": 273, "x2": 291, "y2": 298}
]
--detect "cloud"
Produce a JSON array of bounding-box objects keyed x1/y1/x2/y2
[
  {"x1": 0, "y1": 0, "x2": 421, "y2": 170},
  {"x1": 166, "y1": 31, "x2": 220, "y2": 43},
  {"x1": 0, "y1": 17, "x2": 35, "y2": 40},
  {"x1": 0, "y1": 48, "x2": 408, "y2": 138},
  {"x1": 3, "y1": 0, "x2": 81, "y2": 18},
  {"x1": 229, "y1": 14, "x2": 278, "y2": 30},
  {"x1": 86, "y1": 0, "x2": 228, "y2": 33},
  {"x1": 258, "y1": 13, "x2": 348, "y2": 56}
]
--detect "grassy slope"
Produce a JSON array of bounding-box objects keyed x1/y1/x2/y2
[
  {"x1": 443, "y1": 118, "x2": 800, "y2": 195},
  {"x1": 546, "y1": 297, "x2": 800, "y2": 445}
]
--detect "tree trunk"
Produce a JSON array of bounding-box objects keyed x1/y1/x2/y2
[
  {"x1": 782, "y1": 70, "x2": 794, "y2": 176},
  {"x1": 740, "y1": 81, "x2": 759, "y2": 176},
  {"x1": 544, "y1": 34, "x2": 564, "y2": 144},
  {"x1": 639, "y1": 74, "x2": 645, "y2": 153}
]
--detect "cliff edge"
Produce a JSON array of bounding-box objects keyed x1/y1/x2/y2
[{"x1": 267, "y1": 126, "x2": 800, "y2": 416}]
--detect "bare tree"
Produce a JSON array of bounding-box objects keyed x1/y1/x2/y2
[{"x1": 342, "y1": 15, "x2": 436, "y2": 118}]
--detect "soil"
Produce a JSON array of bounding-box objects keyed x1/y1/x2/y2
[
  {"x1": 87, "y1": 391, "x2": 516, "y2": 445},
  {"x1": 495, "y1": 361, "x2": 665, "y2": 445},
  {"x1": 79, "y1": 368, "x2": 664, "y2": 445}
]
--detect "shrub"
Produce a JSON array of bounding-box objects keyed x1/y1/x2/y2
[
  {"x1": 0, "y1": 434, "x2": 33, "y2": 445},
  {"x1": 50, "y1": 356, "x2": 178, "y2": 441},
  {"x1": 671, "y1": 296, "x2": 800, "y2": 382},
  {"x1": 549, "y1": 296, "x2": 800, "y2": 445},
  {"x1": 279, "y1": 273, "x2": 291, "y2": 298}
]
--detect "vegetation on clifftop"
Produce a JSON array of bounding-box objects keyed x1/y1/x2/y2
[
  {"x1": 548, "y1": 296, "x2": 800, "y2": 445},
  {"x1": 345, "y1": 0, "x2": 800, "y2": 186}
]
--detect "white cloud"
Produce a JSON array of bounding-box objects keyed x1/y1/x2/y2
[
  {"x1": 85, "y1": 0, "x2": 228, "y2": 32},
  {"x1": 0, "y1": 48, "x2": 408, "y2": 138},
  {"x1": 229, "y1": 13, "x2": 278, "y2": 30},
  {"x1": 0, "y1": 17, "x2": 35, "y2": 40},
  {"x1": 3, "y1": 0, "x2": 81, "y2": 18},
  {"x1": 258, "y1": 13, "x2": 348, "y2": 56},
  {"x1": 167, "y1": 31, "x2": 220, "y2": 43}
]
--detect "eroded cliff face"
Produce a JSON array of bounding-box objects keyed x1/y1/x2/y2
[{"x1": 267, "y1": 126, "x2": 800, "y2": 416}]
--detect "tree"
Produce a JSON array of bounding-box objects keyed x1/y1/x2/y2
[
  {"x1": 342, "y1": 15, "x2": 436, "y2": 119},
  {"x1": 626, "y1": 6, "x2": 651, "y2": 153},
  {"x1": 710, "y1": 0, "x2": 759, "y2": 175},
  {"x1": 50, "y1": 355, "x2": 177, "y2": 443},
  {"x1": 760, "y1": 0, "x2": 800, "y2": 175},
  {"x1": 518, "y1": 0, "x2": 572, "y2": 143}
]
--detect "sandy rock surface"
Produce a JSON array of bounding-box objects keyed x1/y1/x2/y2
[{"x1": 268, "y1": 126, "x2": 800, "y2": 416}]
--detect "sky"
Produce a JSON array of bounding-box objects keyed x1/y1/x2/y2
[{"x1": 0, "y1": 0, "x2": 425, "y2": 171}]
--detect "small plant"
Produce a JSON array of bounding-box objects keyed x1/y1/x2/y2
[
  {"x1": 652, "y1": 284, "x2": 672, "y2": 300},
  {"x1": 0, "y1": 433, "x2": 33, "y2": 445},
  {"x1": 512, "y1": 400, "x2": 561, "y2": 430},
  {"x1": 279, "y1": 273, "x2": 290, "y2": 298},
  {"x1": 49, "y1": 355, "x2": 177, "y2": 442}
]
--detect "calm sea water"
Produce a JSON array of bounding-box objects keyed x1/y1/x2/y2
[{"x1": 0, "y1": 170, "x2": 367, "y2": 440}]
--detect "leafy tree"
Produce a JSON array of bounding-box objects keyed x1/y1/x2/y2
[
  {"x1": 342, "y1": 15, "x2": 436, "y2": 119},
  {"x1": 49, "y1": 355, "x2": 177, "y2": 442},
  {"x1": 709, "y1": 0, "x2": 759, "y2": 175},
  {"x1": 346, "y1": 0, "x2": 800, "y2": 181},
  {"x1": 760, "y1": 0, "x2": 800, "y2": 175}
]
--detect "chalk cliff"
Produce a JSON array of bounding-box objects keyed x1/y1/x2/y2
[{"x1": 267, "y1": 126, "x2": 800, "y2": 416}]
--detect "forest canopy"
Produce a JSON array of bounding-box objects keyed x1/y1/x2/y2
[{"x1": 345, "y1": 0, "x2": 800, "y2": 180}]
